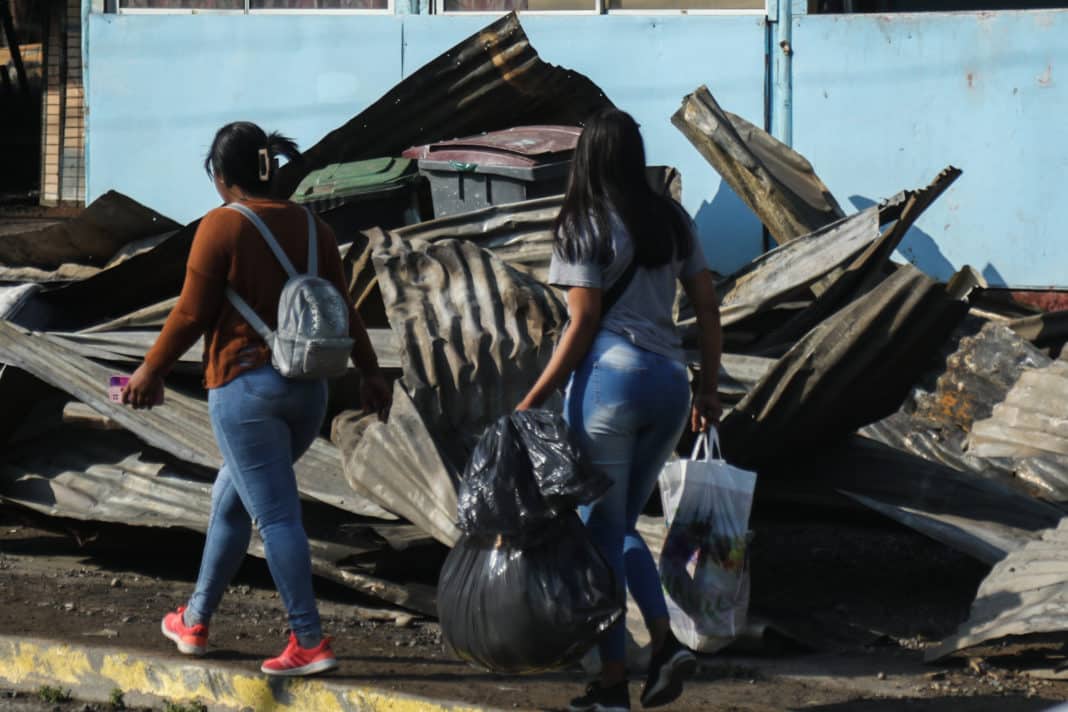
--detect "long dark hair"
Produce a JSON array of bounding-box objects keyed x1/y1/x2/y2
[
  {"x1": 553, "y1": 108, "x2": 693, "y2": 268},
  {"x1": 204, "y1": 121, "x2": 301, "y2": 198}
]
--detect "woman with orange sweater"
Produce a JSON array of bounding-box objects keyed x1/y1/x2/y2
[{"x1": 122, "y1": 122, "x2": 391, "y2": 676}]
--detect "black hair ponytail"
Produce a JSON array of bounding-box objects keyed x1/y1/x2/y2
[{"x1": 204, "y1": 122, "x2": 301, "y2": 197}]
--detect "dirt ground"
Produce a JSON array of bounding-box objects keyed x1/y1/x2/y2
[{"x1": 1, "y1": 509, "x2": 1067, "y2": 712}]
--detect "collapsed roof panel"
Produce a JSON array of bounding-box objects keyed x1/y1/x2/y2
[
  {"x1": 372, "y1": 228, "x2": 566, "y2": 468},
  {"x1": 716, "y1": 206, "x2": 881, "y2": 329},
  {"x1": 334, "y1": 384, "x2": 462, "y2": 548},
  {"x1": 719, "y1": 265, "x2": 969, "y2": 468},
  {"x1": 0, "y1": 191, "x2": 180, "y2": 271},
  {"x1": 672, "y1": 86, "x2": 844, "y2": 245},
  {"x1": 929, "y1": 516, "x2": 1068, "y2": 661},
  {"x1": 0, "y1": 425, "x2": 433, "y2": 614},
  {"x1": 0, "y1": 320, "x2": 394, "y2": 521},
  {"x1": 766, "y1": 436, "x2": 1064, "y2": 565},
  {"x1": 274, "y1": 12, "x2": 613, "y2": 199}
]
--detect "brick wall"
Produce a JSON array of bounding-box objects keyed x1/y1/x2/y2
[{"x1": 39, "y1": 0, "x2": 84, "y2": 207}]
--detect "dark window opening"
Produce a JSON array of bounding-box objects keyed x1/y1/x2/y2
[{"x1": 813, "y1": 0, "x2": 1068, "y2": 11}]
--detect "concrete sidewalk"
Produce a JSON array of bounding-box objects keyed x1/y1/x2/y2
[{"x1": 0, "y1": 636, "x2": 497, "y2": 712}]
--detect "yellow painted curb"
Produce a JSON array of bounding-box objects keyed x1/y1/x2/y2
[{"x1": 0, "y1": 637, "x2": 501, "y2": 712}]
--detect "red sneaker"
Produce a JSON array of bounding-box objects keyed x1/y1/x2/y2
[
  {"x1": 160, "y1": 606, "x2": 208, "y2": 656},
  {"x1": 261, "y1": 633, "x2": 338, "y2": 677}
]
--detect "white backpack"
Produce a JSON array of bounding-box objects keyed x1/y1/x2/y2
[{"x1": 224, "y1": 203, "x2": 353, "y2": 380}]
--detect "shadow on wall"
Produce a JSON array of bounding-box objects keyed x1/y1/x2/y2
[
  {"x1": 850, "y1": 195, "x2": 975, "y2": 285},
  {"x1": 694, "y1": 181, "x2": 764, "y2": 274}
]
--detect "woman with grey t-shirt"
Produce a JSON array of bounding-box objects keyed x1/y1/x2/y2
[{"x1": 518, "y1": 108, "x2": 723, "y2": 712}]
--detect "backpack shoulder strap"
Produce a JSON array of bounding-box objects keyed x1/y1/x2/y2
[
  {"x1": 602, "y1": 256, "x2": 638, "y2": 316},
  {"x1": 304, "y1": 208, "x2": 318, "y2": 278},
  {"x1": 225, "y1": 203, "x2": 299, "y2": 279},
  {"x1": 225, "y1": 285, "x2": 273, "y2": 342}
]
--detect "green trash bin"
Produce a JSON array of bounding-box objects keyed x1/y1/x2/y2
[{"x1": 290, "y1": 157, "x2": 429, "y2": 235}]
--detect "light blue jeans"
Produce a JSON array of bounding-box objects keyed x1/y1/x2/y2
[
  {"x1": 186, "y1": 365, "x2": 327, "y2": 647},
  {"x1": 565, "y1": 331, "x2": 691, "y2": 664}
]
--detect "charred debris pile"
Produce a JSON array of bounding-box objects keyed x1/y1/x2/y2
[{"x1": 2, "y1": 12, "x2": 1068, "y2": 673}]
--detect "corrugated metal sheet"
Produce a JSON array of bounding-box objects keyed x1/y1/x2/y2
[
  {"x1": 715, "y1": 206, "x2": 880, "y2": 329},
  {"x1": 372, "y1": 228, "x2": 566, "y2": 468},
  {"x1": 929, "y1": 516, "x2": 1068, "y2": 661},
  {"x1": 333, "y1": 384, "x2": 461, "y2": 548},
  {"x1": 0, "y1": 191, "x2": 179, "y2": 271},
  {"x1": 970, "y1": 360, "x2": 1068, "y2": 458},
  {"x1": 719, "y1": 265, "x2": 969, "y2": 468},
  {"x1": 273, "y1": 12, "x2": 613, "y2": 199},
  {"x1": 394, "y1": 196, "x2": 561, "y2": 283},
  {"x1": 0, "y1": 424, "x2": 435, "y2": 614},
  {"x1": 766, "y1": 436, "x2": 1064, "y2": 565},
  {"x1": 749, "y1": 167, "x2": 961, "y2": 354},
  {"x1": 0, "y1": 320, "x2": 394, "y2": 521},
  {"x1": 860, "y1": 321, "x2": 1065, "y2": 501},
  {"x1": 672, "y1": 85, "x2": 844, "y2": 245},
  {"x1": 8, "y1": 220, "x2": 199, "y2": 332}
]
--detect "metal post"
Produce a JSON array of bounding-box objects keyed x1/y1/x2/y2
[
  {"x1": 771, "y1": 0, "x2": 793, "y2": 146},
  {"x1": 0, "y1": 0, "x2": 29, "y2": 96}
]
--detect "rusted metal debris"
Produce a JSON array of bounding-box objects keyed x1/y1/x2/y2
[
  {"x1": 672, "y1": 86, "x2": 844, "y2": 245},
  {"x1": 719, "y1": 265, "x2": 969, "y2": 468},
  {"x1": 274, "y1": 12, "x2": 613, "y2": 199}
]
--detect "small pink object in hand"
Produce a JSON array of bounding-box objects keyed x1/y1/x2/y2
[{"x1": 110, "y1": 375, "x2": 163, "y2": 405}]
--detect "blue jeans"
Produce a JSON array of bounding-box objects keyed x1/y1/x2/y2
[
  {"x1": 186, "y1": 366, "x2": 327, "y2": 647},
  {"x1": 565, "y1": 331, "x2": 691, "y2": 665}
]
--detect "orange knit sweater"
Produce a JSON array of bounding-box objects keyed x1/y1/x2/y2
[{"x1": 144, "y1": 198, "x2": 367, "y2": 388}]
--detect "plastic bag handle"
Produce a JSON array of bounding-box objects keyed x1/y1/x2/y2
[{"x1": 689, "y1": 427, "x2": 723, "y2": 463}]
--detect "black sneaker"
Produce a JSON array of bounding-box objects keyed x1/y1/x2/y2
[
  {"x1": 640, "y1": 634, "x2": 697, "y2": 708},
  {"x1": 569, "y1": 680, "x2": 631, "y2": 712}
]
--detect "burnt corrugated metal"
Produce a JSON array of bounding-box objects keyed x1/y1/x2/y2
[
  {"x1": 765, "y1": 436, "x2": 1064, "y2": 565},
  {"x1": 0, "y1": 320, "x2": 394, "y2": 521},
  {"x1": 928, "y1": 516, "x2": 1068, "y2": 661},
  {"x1": 719, "y1": 265, "x2": 969, "y2": 468},
  {"x1": 672, "y1": 86, "x2": 844, "y2": 245},
  {"x1": 394, "y1": 196, "x2": 561, "y2": 283},
  {"x1": 0, "y1": 424, "x2": 435, "y2": 614},
  {"x1": 860, "y1": 321, "x2": 1066, "y2": 501},
  {"x1": 749, "y1": 167, "x2": 961, "y2": 354},
  {"x1": 274, "y1": 13, "x2": 612, "y2": 199},
  {"x1": 372, "y1": 229, "x2": 566, "y2": 468},
  {"x1": 0, "y1": 191, "x2": 179, "y2": 272},
  {"x1": 970, "y1": 361, "x2": 1068, "y2": 458},
  {"x1": 7, "y1": 221, "x2": 199, "y2": 332},
  {"x1": 715, "y1": 206, "x2": 880, "y2": 329}
]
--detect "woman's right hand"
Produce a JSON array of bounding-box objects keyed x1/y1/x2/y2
[
  {"x1": 691, "y1": 390, "x2": 722, "y2": 433},
  {"x1": 361, "y1": 371, "x2": 392, "y2": 422}
]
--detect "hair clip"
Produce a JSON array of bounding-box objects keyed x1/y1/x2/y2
[{"x1": 258, "y1": 148, "x2": 271, "y2": 181}]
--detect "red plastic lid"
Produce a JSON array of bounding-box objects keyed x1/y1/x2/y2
[{"x1": 402, "y1": 125, "x2": 581, "y2": 168}]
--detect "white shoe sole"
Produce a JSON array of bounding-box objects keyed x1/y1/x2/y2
[
  {"x1": 160, "y1": 618, "x2": 206, "y2": 656},
  {"x1": 641, "y1": 649, "x2": 697, "y2": 708},
  {"x1": 261, "y1": 657, "x2": 338, "y2": 677}
]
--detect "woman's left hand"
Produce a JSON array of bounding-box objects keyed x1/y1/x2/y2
[{"x1": 122, "y1": 363, "x2": 165, "y2": 410}]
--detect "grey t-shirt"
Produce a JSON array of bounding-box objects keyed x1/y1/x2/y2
[{"x1": 548, "y1": 212, "x2": 709, "y2": 362}]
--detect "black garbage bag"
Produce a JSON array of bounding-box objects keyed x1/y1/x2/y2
[
  {"x1": 457, "y1": 410, "x2": 610, "y2": 536},
  {"x1": 440, "y1": 410, "x2": 621, "y2": 673},
  {"x1": 438, "y1": 514, "x2": 622, "y2": 673}
]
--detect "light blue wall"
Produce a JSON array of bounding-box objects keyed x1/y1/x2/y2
[
  {"x1": 85, "y1": 13, "x2": 767, "y2": 274},
  {"x1": 791, "y1": 10, "x2": 1068, "y2": 288},
  {"x1": 86, "y1": 14, "x2": 404, "y2": 227},
  {"x1": 86, "y1": 9, "x2": 1068, "y2": 286}
]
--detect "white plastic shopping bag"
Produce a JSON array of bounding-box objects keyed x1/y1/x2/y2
[{"x1": 658, "y1": 428, "x2": 756, "y2": 653}]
